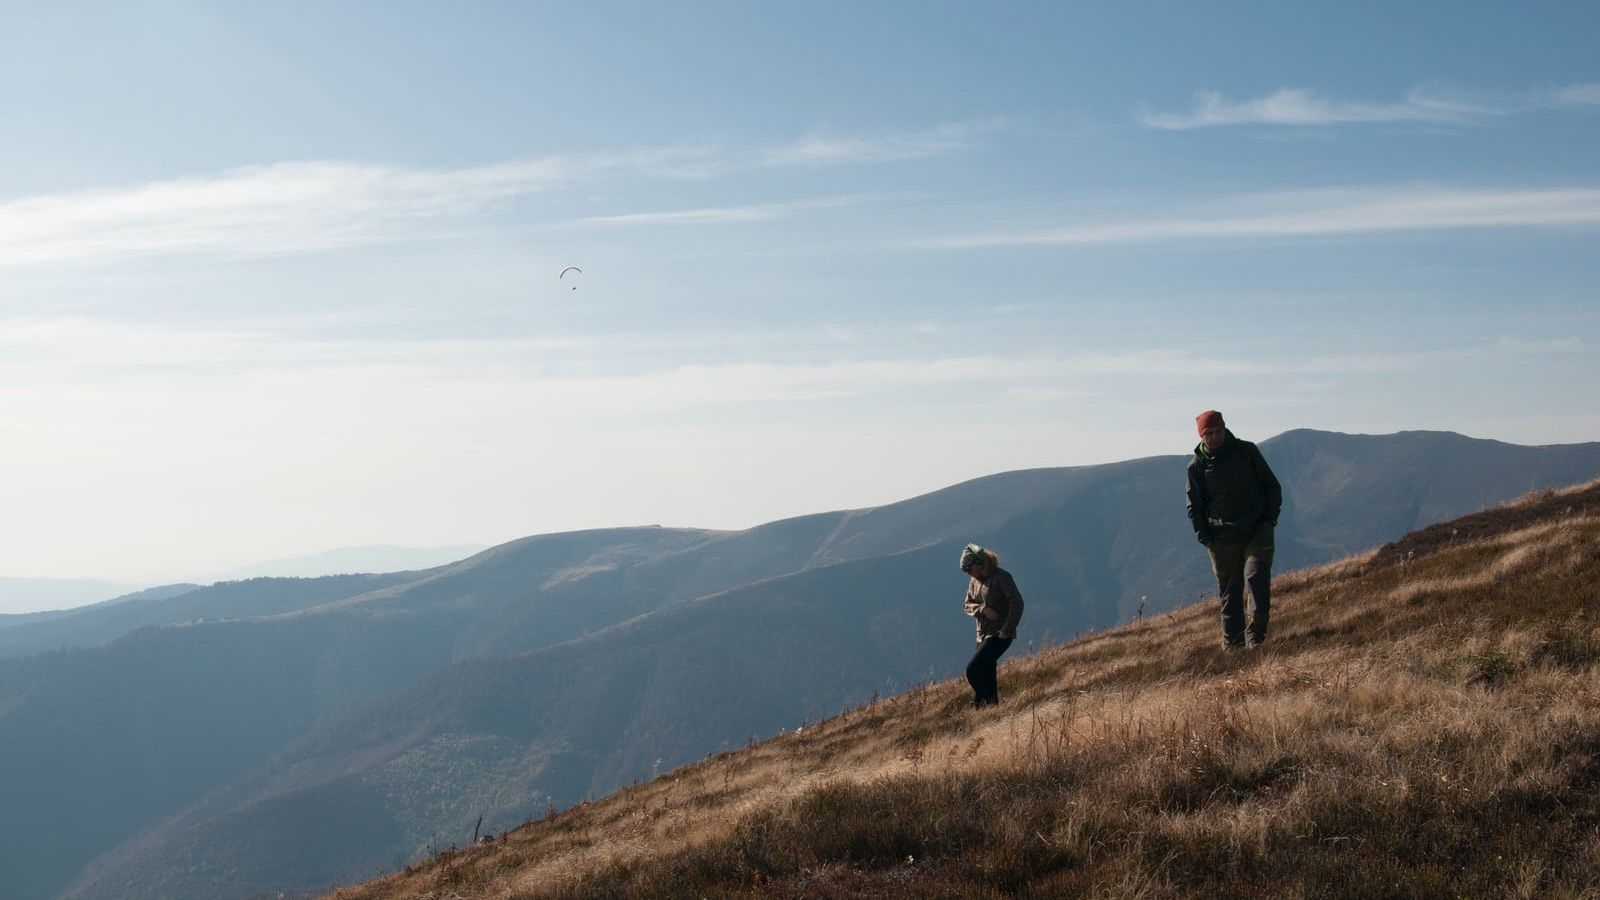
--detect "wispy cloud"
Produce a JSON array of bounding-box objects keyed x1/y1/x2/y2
[
  {"x1": 760, "y1": 120, "x2": 994, "y2": 166},
  {"x1": 566, "y1": 195, "x2": 870, "y2": 228},
  {"x1": 1543, "y1": 83, "x2": 1600, "y2": 107},
  {"x1": 0, "y1": 316, "x2": 1450, "y2": 408},
  {"x1": 917, "y1": 186, "x2": 1600, "y2": 249},
  {"x1": 1141, "y1": 82, "x2": 1600, "y2": 130},
  {"x1": 0, "y1": 316, "x2": 818, "y2": 377},
  {"x1": 0, "y1": 159, "x2": 582, "y2": 269},
  {"x1": 8, "y1": 309, "x2": 1582, "y2": 402},
  {"x1": 1138, "y1": 87, "x2": 1502, "y2": 130},
  {"x1": 0, "y1": 123, "x2": 981, "y2": 268}
]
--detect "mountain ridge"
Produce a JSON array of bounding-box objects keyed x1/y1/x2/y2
[
  {"x1": 328, "y1": 476, "x2": 1600, "y2": 899},
  {"x1": 8, "y1": 430, "x2": 1600, "y2": 900},
  {"x1": 207, "y1": 544, "x2": 490, "y2": 582}
]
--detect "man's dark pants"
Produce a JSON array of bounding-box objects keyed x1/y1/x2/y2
[
  {"x1": 966, "y1": 635, "x2": 1014, "y2": 707},
  {"x1": 1207, "y1": 524, "x2": 1275, "y2": 647}
]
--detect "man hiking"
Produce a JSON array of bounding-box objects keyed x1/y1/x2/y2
[{"x1": 1186, "y1": 410, "x2": 1283, "y2": 649}]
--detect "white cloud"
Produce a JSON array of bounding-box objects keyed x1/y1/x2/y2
[
  {"x1": 0, "y1": 317, "x2": 1436, "y2": 413},
  {"x1": 1545, "y1": 83, "x2": 1600, "y2": 107},
  {"x1": 760, "y1": 121, "x2": 993, "y2": 166},
  {"x1": 1138, "y1": 86, "x2": 1511, "y2": 130},
  {"x1": 0, "y1": 322, "x2": 1578, "y2": 579},
  {"x1": 0, "y1": 123, "x2": 979, "y2": 268},
  {"x1": 566, "y1": 195, "x2": 868, "y2": 228},
  {"x1": 1141, "y1": 82, "x2": 1600, "y2": 130},
  {"x1": 0, "y1": 316, "x2": 625, "y2": 376},
  {"x1": 0, "y1": 159, "x2": 583, "y2": 269},
  {"x1": 1003, "y1": 385, "x2": 1095, "y2": 402},
  {"x1": 918, "y1": 186, "x2": 1600, "y2": 248}
]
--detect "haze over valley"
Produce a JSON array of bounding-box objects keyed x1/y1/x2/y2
[{"x1": 4, "y1": 430, "x2": 1599, "y2": 899}]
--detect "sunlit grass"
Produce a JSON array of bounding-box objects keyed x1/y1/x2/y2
[{"x1": 330, "y1": 479, "x2": 1600, "y2": 899}]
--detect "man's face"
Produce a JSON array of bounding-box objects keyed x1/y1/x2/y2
[{"x1": 1201, "y1": 426, "x2": 1226, "y2": 452}]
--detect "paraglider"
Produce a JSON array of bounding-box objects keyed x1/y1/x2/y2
[{"x1": 560, "y1": 266, "x2": 581, "y2": 289}]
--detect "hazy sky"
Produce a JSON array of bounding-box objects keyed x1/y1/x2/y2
[{"x1": 2, "y1": 1, "x2": 1597, "y2": 583}]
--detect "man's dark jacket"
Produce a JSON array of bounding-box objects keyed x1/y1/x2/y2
[{"x1": 1186, "y1": 431, "x2": 1283, "y2": 544}]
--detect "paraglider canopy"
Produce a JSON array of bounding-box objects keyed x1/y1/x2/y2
[{"x1": 560, "y1": 266, "x2": 582, "y2": 289}]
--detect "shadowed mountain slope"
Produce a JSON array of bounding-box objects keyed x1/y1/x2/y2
[
  {"x1": 0, "y1": 582, "x2": 199, "y2": 630},
  {"x1": 330, "y1": 478, "x2": 1600, "y2": 899},
  {"x1": 0, "y1": 575, "x2": 407, "y2": 661},
  {"x1": 209, "y1": 544, "x2": 487, "y2": 581},
  {"x1": 18, "y1": 519, "x2": 928, "y2": 900},
  {"x1": 50, "y1": 431, "x2": 1600, "y2": 900},
  {"x1": 1, "y1": 528, "x2": 728, "y2": 900}
]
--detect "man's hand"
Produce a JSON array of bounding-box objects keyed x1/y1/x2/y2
[
  {"x1": 999, "y1": 629, "x2": 1015, "y2": 640},
  {"x1": 1196, "y1": 531, "x2": 1212, "y2": 546},
  {"x1": 981, "y1": 608, "x2": 1002, "y2": 621}
]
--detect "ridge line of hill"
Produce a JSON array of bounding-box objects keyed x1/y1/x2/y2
[
  {"x1": 330, "y1": 478, "x2": 1600, "y2": 899},
  {"x1": 16, "y1": 430, "x2": 1600, "y2": 900}
]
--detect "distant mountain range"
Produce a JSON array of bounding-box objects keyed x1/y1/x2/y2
[
  {"x1": 205, "y1": 544, "x2": 489, "y2": 581},
  {"x1": 327, "y1": 477, "x2": 1600, "y2": 900},
  {"x1": 0, "y1": 577, "x2": 145, "y2": 616},
  {"x1": 3, "y1": 430, "x2": 1597, "y2": 900},
  {"x1": 0, "y1": 546, "x2": 488, "y2": 618}
]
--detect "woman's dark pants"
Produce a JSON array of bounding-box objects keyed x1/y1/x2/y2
[{"x1": 966, "y1": 635, "x2": 1014, "y2": 707}]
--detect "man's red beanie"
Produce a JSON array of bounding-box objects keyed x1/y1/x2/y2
[{"x1": 1196, "y1": 410, "x2": 1225, "y2": 436}]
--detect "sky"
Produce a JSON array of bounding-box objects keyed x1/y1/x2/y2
[{"x1": 1, "y1": 0, "x2": 1598, "y2": 589}]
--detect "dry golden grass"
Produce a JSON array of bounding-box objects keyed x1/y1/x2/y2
[{"x1": 329, "y1": 479, "x2": 1600, "y2": 899}]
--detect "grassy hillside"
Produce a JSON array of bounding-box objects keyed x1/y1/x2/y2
[
  {"x1": 331, "y1": 479, "x2": 1600, "y2": 899},
  {"x1": 27, "y1": 431, "x2": 1600, "y2": 900}
]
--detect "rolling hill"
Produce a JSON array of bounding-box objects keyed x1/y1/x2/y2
[
  {"x1": 329, "y1": 477, "x2": 1600, "y2": 898},
  {"x1": 6, "y1": 430, "x2": 1599, "y2": 899},
  {"x1": 0, "y1": 578, "x2": 143, "y2": 617}
]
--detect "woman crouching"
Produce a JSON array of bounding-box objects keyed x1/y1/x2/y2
[{"x1": 959, "y1": 543, "x2": 1024, "y2": 708}]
